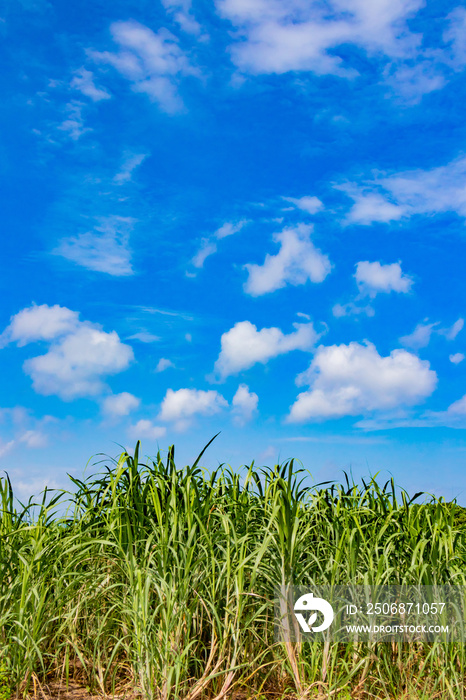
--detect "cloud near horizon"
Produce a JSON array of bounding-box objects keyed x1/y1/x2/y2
[{"x1": 288, "y1": 341, "x2": 437, "y2": 422}]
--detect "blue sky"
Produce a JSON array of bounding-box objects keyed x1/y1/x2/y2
[{"x1": 2, "y1": 0, "x2": 466, "y2": 501}]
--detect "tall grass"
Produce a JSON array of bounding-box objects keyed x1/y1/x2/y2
[{"x1": 0, "y1": 441, "x2": 465, "y2": 699}]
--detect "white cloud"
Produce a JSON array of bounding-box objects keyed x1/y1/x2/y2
[
  {"x1": 161, "y1": 0, "x2": 203, "y2": 35},
  {"x1": 435, "y1": 395, "x2": 466, "y2": 419},
  {"x1": 24, "y1": 325, "x2": 134, "y2": 400},
  {"x1": 338, "y1": 186, "x2": 405, "y2": 225},
  {"x1": 53, "y1": 215, "x2": 135, "y2": 276},
  {"x1": 102, "y1": 392, "x2": 140, "y2": 417},
  {"x1": 401, "y1": 317, "x2": 464, "y2": 350},
  {"x1": 18, "y1": 430, "x2": 48, "y2": 448},
  {"x1": 341, "y1": 156, "x2": 466, "y2": 225},
  {"x1": 442, "y1": 318, "x2": 464, "y2": 340},
  {"x1": 156, "y1": 357, "x2": 175, "y2": 372},
  {"x1": 384, "y1": 60, "x2": 445, "y2": 103},
  {"x1": 114, "y1": 153, "x2": 147, "y2": 184},
  {"x1": 400, "y1": 321, "x2": 438, "y2": 350},
  {"x1": 128, "y1": 419, "x2": 167, "y2": 440},
  {"x1": 190, "y1": 220, "x2": 248, "y2": 272},
  {"x1": 231, "y1": 384, "x2": 258, "y2": 425},
  {"x1": 0, "y1": 303, "x2": 79, "y2": 348},
  {"x1": 1, "y1": 304, "x2": 134, "y2": 401},
  {"x1": 128, "y1": 331, "x2": 160, "y2": 343},
  {"x1": 0, "y1": 439, "x2": 15, "y2": 460},
  {"x1": 215, "y1": 0, "x2": 425, "y2": 77},
  {"x1": 332, "y1": 301, "x2": 375, "y2": 318},
  {"x1": 90, "y1": 21, "x2": 199, "y2": 113},
  {"x1": 355, "y1": 261, "x2": 413, "y2": 295},
  {"x1": 444, "y1": 7, "x2": 466, "y2": 68},
  {"x1": 244, "y1": 223, "x2": 331, "y2": 296},
  {"x1": 417, "y1": 392, "x2": 466, "y2": 428},
  {"x1": 450, "y1": 352, "x2": 465, "y2": 364},
  {"x1": 214, "y1": 320, "x2": 318, "y2": 378},
  {"x1": 215, "y1": 220, "x2": 248, "y2": 239},
  {"x1": 282, "y1": 195, "x2": 323, "y2": 215},
  {"x1": 71, "y1": 68, "x2": 111, "y2": 101},
  {"x1": 159, "y1": 388, "x2": 228, "y2": 430},
  {"x1": 191, "y1": 239, "x2": 218, "y2": 268},
  {"x1": 58, "y1": 101, "x2": 90, "y2": 140},
  {"x1": 288, "y1": 341, "x2": 437, "y2": 422}
]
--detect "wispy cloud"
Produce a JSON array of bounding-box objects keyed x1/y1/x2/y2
[
  {"x1": 57, "y1": 101, "x2": 91, "y2": 140},
  {"x1": 189, "y1": 220, "x2": 249, "y2": 272},
  {"x1": 282, "y1": 195, "x2": 323, "y2": 215},
  {"x1": 114, "y1": 153, "x2": 147, "y2": 184},
  {"x1": 89, "y1": 20, "x2": 200, "y2": 113},
  {"x1": 339, "y1": 156, "x2": 466, "y2": 226},
  {"x1": 53, "y1": 215, "x2": 135, "y2": 276},
  {"x1": 71, "y1": 68, "x2": 111, "y2": 102},
  {"x1": 161, "y1": 0, "x2": 204, "y2": 36},
  {"x1": 400, "y1": 318, "x2": 464, "y2": 350}
]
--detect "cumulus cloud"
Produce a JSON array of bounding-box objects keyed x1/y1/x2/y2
[
  {"x1": 128, "y1": 419, "x2": 167, "y2": 440},
  {"x1": 355, "y1": 261, "x2": 413, "y2": 296},
  {"x1": 90, "y1": 20, "x2": 199, "y2": 113},
  {"x1": 231, "y1": 384, "x2": 259, "y2": 425},
  {"x1": 102, "y1": 392, "x2": 140, "y2": 417},
  {"x1": 24, "y1": 326, "x2": 133, "y2": 400},
  {"x1": 282, "y1": 195, "x2": 323, "y2": 215},
  {"x1": 71, "y1": 68, "x2": 111, "y2": 101},
  {"x1": 288, "y1": 341, "x2": 437, "y2": 422},
  {"x1": 53, "y1": 215, "x2": 135, "y2": 276},
  {"x1": 1, "y1": 304, "x2": 134, "y2": 400},
  {"x1": 333, "y1": 261, "x2": 412, "y2": 318},
  {"x1": 215, "y1": 0, "x2": 425, "y2": 77},
  {"x1": 0, "y1": 304, "x2": 79, "y2": 348},
  {"x1": 156, "y1": 358, "x2": 175, "y2": 372},
  {"x1": 214, "y1": 320, "x2": 318, "y2": 379},
  {"x1": 450, "y1": 352, "x2": 465, "y2": 364},
  {"x1": 244, "y1": 223, "x2": 331, "y2": 296},
  {"x1": 159, "y1": 388, "x2": 228, "y2": 430}
]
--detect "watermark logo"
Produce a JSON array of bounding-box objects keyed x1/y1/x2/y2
[{"x1": 294, "y1": 592, "x2": 335, "y2": 633}]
